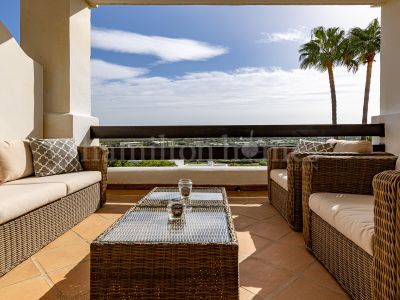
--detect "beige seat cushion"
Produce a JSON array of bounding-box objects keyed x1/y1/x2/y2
[
  {"x1": 0, "y1": 140, "x2": 34, "y2": 183},
  {"x1": 5, "y1": 171, "x2": 101, "y2": 195},
  {"x1": 270, "y1": 169, "x2": 288, "y2": 191},
  {"x1": 327, "y1": 139, "x2": 372, "y2": 153},
  {"x1": 309, "y1": 192, "x2": 374, "y2": 256},
  {"x1": 0, "y1": 183, "x2": 67, "y2": 225}
]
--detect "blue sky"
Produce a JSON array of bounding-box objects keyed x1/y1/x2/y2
[{"x1": 0, "y1": 2, "x2": 381, "y2": 125}]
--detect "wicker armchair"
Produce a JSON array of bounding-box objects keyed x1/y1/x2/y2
[
  {"x1": 302, "y1": 155, "x2": 398, "y2": 300},
  {"x1": 267, "y1": 147, "x2": 392, "y2": 231}
]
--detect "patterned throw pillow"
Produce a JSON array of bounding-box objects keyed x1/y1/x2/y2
[
  {"x1": 29, "y1": 138, "x2": 83, "y2": 177},
  {"x1": 293, "y1": 139, "x2": 335, "y2": 153}
]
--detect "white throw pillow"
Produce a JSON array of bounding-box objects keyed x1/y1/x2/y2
[
  {"x1": 293, "y1": 139, "x2": 335, "y2": 153},
  {"x1": 327, "y1": 139, "x2": 373, "y2": 153},
  {"x1": 0, "y1": 140, "x2": 34, "y2": 183}
]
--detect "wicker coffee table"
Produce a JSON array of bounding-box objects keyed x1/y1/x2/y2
[{"x1": 90, "y1": 187, "x2": 239, "y2": 299}]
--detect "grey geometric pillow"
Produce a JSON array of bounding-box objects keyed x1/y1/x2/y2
[
  {"x1": 294, "y1": 139, "x2": 335, "y2": 153},
  {"x1": 29, "y1": 138, "x2": 83, "y2": 177}
]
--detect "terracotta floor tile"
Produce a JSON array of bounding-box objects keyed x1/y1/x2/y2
[
  {"x1": 0, "y1": 259, "x2": 41, "y2": 289},
  {"x1": 301, "y1": 261, "x2": 346, "y2": 293},
  {"x1": 275, "y1": 278, "x2": 351, "y2": 300},
  {"x1": 227, "y1": 191, "x2": 267, "y2": 198},
  {"x1": 239, "y1": 287, "x2": 264, "y2": 300},
  {"x1": 72, "y1": 214, "x2": 114, "y2": 242},
  {"x1": 278, "y1": 231, "x2": 305, "y2": 248},
  {"x1": 228, "y1": 197, "x2": 267, "y2": 205},
  {"x1": 263, "y1": 214, "x2": 288, "y2": 226},
  {"x1": 42, "y1": 230, "x2": 85, "y2": 252},
  {"x1": 0, "y1": 277, "x2": 58, "y2": 300},
  {"x1": 254, "y1": 242, "x2": 315, "y2": 273},
  {"x1": 246, "y1": 220, "x2": 292, "y2": 241},
  {"x1": 238, "y1": 204, "x2": 277, "y2": 221},
  {"x1": 34, "y1": 243, "x2": 90, "y2": 273},
  {"x1": 239, "y1": 257, "x2": 293, "y2": 298},
  {"x1": 95, "y1": 203, "x2": 132, "y2": 220},
  {"x1": 230, "y1": 205, "x2": 247, "y2": 215},
  {"x1": 48, "y1": 260, "x2": 90, "y2": 299},
  {"x1": 233, "y1": 214, "x2": 259, "y2": 231},
  {"x1": 237, "y1": 231, "x2": 273, "y2": 262}
]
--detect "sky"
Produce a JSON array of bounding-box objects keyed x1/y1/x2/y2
[{"x1": 0, "y1": 2, "x2": 381, "y2": 125}]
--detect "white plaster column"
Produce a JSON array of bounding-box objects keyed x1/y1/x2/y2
[
  {"x1": 372, "y1": 0, "x2": 400, "y2": 155},
  {"x1": 20, "y1": 0, "x2": 98, "y2": 145}
]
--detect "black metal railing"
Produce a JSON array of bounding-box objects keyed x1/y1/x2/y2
[{"x1": 90, "y1": 124, "x2": 385, "y2": 161}]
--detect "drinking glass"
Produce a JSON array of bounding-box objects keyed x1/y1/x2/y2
[
  {"x1": 167, "y1": 198, "x2": 185, "y2": 221},
  {"x1": 178, "y1": 179, "x2": 192, "y2": 201}
]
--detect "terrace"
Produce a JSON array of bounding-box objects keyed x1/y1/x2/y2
[{"x1": 0, "y1": 1, "x2": 400, "y2": 300}]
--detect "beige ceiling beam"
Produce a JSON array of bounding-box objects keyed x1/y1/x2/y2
[{"x1": 88, "y1": 0, "x2": 385, "y2": 6}]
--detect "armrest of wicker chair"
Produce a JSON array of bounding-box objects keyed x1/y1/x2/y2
[
  {"x1": 302, "y1": 155, "x2": 397, "y2": 248},
  {"x1": 267, "y1": 147, "x2": 294, "y2": 199},
  {"x1": 286, "y1": 151, "x2": 393, "y2": 230},
  {"x1": 78, "y1": 146, "x2": 109, "y2": 206},
  {"x1": 372, "y1": 170, "x2": 400, "y2": 300}
]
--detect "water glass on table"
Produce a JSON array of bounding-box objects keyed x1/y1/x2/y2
[{"x1": 178, "y1": 179, "x2": 192, "y2": 202}]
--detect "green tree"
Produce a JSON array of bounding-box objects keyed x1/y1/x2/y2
[
  {"x1": 348, "y1": 18, "x2": 381, "y2": 124},
  {"x1": 299, "y1": 27, "x2": 346, "y2": 124}
]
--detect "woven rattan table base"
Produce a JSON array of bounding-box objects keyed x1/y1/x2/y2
[{"x1": 91, "y1": 187, "x2": 239, "y2": 299}]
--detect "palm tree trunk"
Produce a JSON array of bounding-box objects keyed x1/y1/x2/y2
[
  {"x1": 362, "y1": 60, "x2": 373, "y2": 124},
  {"x1": 327, "y1": 66, "x2": 337, "y2": 125}
]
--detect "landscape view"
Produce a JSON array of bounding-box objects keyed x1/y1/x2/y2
[{"x1": 90, "y1": 5, "x2": 381, "y2": 166}]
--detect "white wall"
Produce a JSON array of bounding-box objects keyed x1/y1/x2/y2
[
  {"x1": 20, "y1": 0, "x2": 98, "y2": 145},
  {"x1": 0, "y1": 21, "x2": 43, "y2": 140},
  {"x1": 373, "y1": 0, "x2": 400, "y2": 155}
]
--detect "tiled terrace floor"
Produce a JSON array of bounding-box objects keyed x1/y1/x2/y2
[{"x1": 0, "y1": 190, "x2": 350, "y2": 300}]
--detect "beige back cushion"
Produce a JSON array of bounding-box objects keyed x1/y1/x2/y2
[
  {"x1": 396, "y1": 156, "x2": 400, "y2": 171},
  {"x1": 0, "y1": 140, "x2": 34, "y2": 183},
  {"x1": 327, "y1": 139, "x2": 373, "y2": 153}
]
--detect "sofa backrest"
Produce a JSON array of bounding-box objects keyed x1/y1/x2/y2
[
  {"x1": 0, "y1": 140, "x2": 34, "y2": 183},
  {"x1": 327, "y1": 139, "x2": 373, "y2": 153}
]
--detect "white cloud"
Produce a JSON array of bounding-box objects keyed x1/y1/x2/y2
[
  {"x1": 257, "y1": 27, "x2": 309, "y2": 43},
  {"x1": 91, "y1": 27, "x2": 228, "y2": 63},
  {"x1": 91, "y1": 59, "x2": 148, "y2": 82},
  {"x1": 92, "y1": 62, "x2": 380, "y2": 126}
]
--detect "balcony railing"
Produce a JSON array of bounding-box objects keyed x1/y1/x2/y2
[{"x1": 90, "y1": 124, "x2": 386, "y2": 160}]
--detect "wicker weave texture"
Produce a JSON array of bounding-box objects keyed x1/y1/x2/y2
[
  {"x1": 269, "y1": 180, "x2": 288, "y2": 222},
  {"x1": 100, "y1": 206, "x2": 233, "y2": 243},
  {"x1": 138, "y1": 187, "x2": 227, "y2": 207},
  {"x1": 91, "y1": 187, "x2": 239, "y2": 299},
  {"x1": 302, "y1": 155, "x2": 397, "y2": 248},
  {"x1": 78, "y1": 146, "x2": 109, "y2": 205},
  {"x1": 0, "y1": 183, "x2": 100, "y2": 276},
  {"x1": 372, "y1": 170, "x2": 400, "y2": 300},
  {"x1": 311, "y1": 212, "x2": 372, "y2": 300},
  {"x1": 91, "y1": 243, "x2": 238, "y2": 300},
  {"x1": 267, "y1": 147, "x2": 294, "y2": 201}
]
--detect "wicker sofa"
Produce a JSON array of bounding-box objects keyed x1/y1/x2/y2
[
  {"x1": 302, "y1": 155, "x2": 399, "y2": 300},
  {"x1": 267, "y1": 146, "x2": 391, "y2": 231},
  {"x1": 0, "y1": 146, "x2": 108, "y2": 276}
]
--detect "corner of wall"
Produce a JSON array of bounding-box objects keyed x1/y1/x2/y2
[{"x1": 0, "y1": 21, "x2": 44, "y2": 140}]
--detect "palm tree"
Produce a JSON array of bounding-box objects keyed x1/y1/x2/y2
[
  {"x1": 348, "y1": 18, "x2": 381, "y2": 124},
  {"x1": 299, "y1": 27, "x2": 346, "y2": 125}
]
